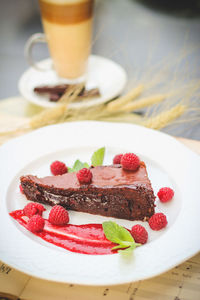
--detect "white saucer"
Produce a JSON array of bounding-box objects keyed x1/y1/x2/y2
[{"x1": 18, "y1": 55, "x2": 127, "y2": 109}]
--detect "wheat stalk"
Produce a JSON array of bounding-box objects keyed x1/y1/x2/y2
[
  {"x1": 121, "y1": 94, "x2": 166, "y2": 112},
  {"x1": 30, "y1": 105, "x2": 67, "y2": 129},
  {"x1": 29, "y1": 84, "x2": 87, "y2": 129},
  {"x1": 106, "y1": 85, "x2": 144, "y2": 112},
  {"x1": 98, "y1": 112, "x2": 142, "y2": 123},
  {"x1": 143, "y1": 104, "x2": 186, "y2": 130},
  {"x1": 59, "y1": 83, "x2": 85, "y2": 104}
]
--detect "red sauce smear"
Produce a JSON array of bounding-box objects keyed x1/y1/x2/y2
[{"x1": 10, "y1": 210, "x2": 117, "y2": 255}]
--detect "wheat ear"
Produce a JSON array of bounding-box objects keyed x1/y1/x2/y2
[
  {"x1": 143, "y1": 104, "x2": 186, "y2": 130},
  {"x1": 98, "y1": 112, "x2": 143, "y2": 123},
  {"x1": 29, "y1": 105, "x2": 67, "y2": 129},
  {"x1": 106, "y1": 85, "x2": 144, "y2": 112},
  {"x1": 29, "y1": 84, "x2": 86, "y2": 129},
  {"x1": 121, "y1": 95, "x2": 166, "y2": 112},
  {"x1": 59, "y1": 83, "x2": 85, "y2": 104}
]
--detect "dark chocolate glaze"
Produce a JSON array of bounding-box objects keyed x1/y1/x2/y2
[{"x1": 21, "y1": 163, "x2": 155, "y2": 221}]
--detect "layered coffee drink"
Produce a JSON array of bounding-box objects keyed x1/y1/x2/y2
[{"x1": 39, "y1": 0, "x2": 94, "y2": 79}]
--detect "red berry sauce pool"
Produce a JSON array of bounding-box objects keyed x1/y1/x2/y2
[{"x1": 10, "y1": 210, "x2": 117, "y2": 255}]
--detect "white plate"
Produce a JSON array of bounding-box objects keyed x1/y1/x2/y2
[
  {"x1": 0, "y1": 121, "x2": 200, "y2": 285},
  {"x1": 18, "y1": 55, "x2": 127, "y2": 108}
]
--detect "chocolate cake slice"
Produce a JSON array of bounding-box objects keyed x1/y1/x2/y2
[{"x1": 20, "y1": 163, "x2": 155, "y2": 221}]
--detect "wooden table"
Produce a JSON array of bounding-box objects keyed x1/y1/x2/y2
[{"x1": 0, "y1": 97, "x2": 199, "y2": 300}]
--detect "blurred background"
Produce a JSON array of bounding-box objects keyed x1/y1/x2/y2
[{"x1": 0, "y1": 0, "x2": 200, "y2": 139}]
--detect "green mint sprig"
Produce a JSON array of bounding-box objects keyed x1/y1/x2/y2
[
  {"x1": 102, "y1": 221, "x2": 141, "y2": 253},
  {"x1": 91, "y1": 147, "x2": 105, "y2": 166},
  {"x1": 68, "y1": 160, "x2": 89, "y2": 173},
  {"x1": 68, "y1": 147, "x2": 105, "y2": 173}
]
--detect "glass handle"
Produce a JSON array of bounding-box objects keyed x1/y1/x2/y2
[{"x1": 24, "y1": 33, "x2": 50, "y2": 71}]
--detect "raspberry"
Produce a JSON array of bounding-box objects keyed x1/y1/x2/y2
[
  {"x1": 19, "y1": 184, "x2": 24, "y2": 194},
  {"x1": 157, "y1": 187, "x2": 174, "y2": 203},
  {"x1": 50, "y1": 161, "x2": 68, "y2": 176},
  {"x1": 48, "y1": 205, "x2": 69, "y2": 225},
  {"x1": 131, "y1": 224, "x2": 148, "y2": 244},
  {"x1": 148, "y1": 213, "x2": 167, "y2": 231},
  {"x1": 34, "y1": 203, "x2": 46, "y2": 215},
  {"x1": 121, "y1": 153, "x2": 140, "y2": 171},
  {"x1": 24, "y1": 203, "x2": 38, "y2": 218},
  {"x1": 76, "y1": 168, "x2": 92, "y2": 184},
  {"x1": 113, "y1": 154, "x2": 123, "y2": 165},
  {"x1": 24, "y1": 202, "x2": 45, "y2": 218},
  {"x1": 27, "y1": 215, "x2": 45, "y2": 233}
]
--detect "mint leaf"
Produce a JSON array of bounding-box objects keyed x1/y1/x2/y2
[
  {"x1": 68, "y1": 160, "x2": 89, "y2": 173},
  {"x1": 83, "y1": 162, "x2": 90, "y2": 168},
  {"x1": 68, "y1": 147, "x2": 105, "y2": 173},
  {"x1": 91, "y1": 147, "x2": 105, "y2": 167},
  {"x1": 118, "y1": 244, "x2": 136, "y2": 254},
  {"x1": 102, "y1": 221, "x2": 141, "y2": 254},
  {"x1": 112, "y1": 244, "x2": 131, "y2": 251},
  {"x1": 102, "y1": 221, "x2": 125, "y2": 244},
  {"x1": 116, "y1": 225, "x2": 135, "y2": 244},
  {"x1": 103, "y1": 221, "x2": 134, "y2": 244},
  {"x1": 73, "y1": 160, "x2": 86, "y2": 172}
]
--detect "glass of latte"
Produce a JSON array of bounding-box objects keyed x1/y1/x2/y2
[{"x1": 26, "y1": 0, "x2": 94, "y2": 80}]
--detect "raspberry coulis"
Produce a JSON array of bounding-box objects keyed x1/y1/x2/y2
[{"x1": 9, "y1": 210, "x2": 117, "y2": 255}]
